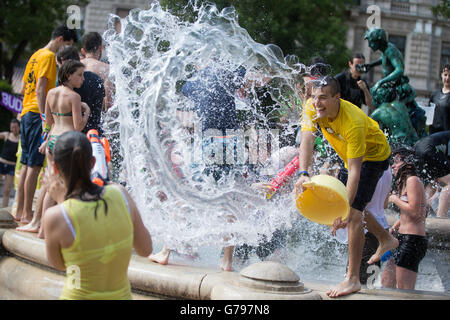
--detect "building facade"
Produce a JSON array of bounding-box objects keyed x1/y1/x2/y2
[
  {"x1": 81, "y1": 0, "x2": 450, "y2": 98},
  {"x1": 345, "y1": 0, "x2": 450, "y2": 98}
]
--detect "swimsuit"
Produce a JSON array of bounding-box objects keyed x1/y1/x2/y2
[
  {"x1": 47, "y1": 135, "x2": 59, "y2": 155},
  {"x1": 51, "y1": 111, "x2": 73, "y2": 117},
  {"x1": 393, "y1": 233, "x2": 428, "y2": 273}
]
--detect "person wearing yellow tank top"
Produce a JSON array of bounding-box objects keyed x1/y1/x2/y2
[
  {"x1": 43, "y1": 131, "x2": 152, "y2": 300},
  {"x1": 294, "y1": 76, "x2": 398, "y2": 298}
]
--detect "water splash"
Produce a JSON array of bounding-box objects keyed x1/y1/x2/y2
[{"x1": 102, "y1": 2, "x2": 312, "y2": 254}]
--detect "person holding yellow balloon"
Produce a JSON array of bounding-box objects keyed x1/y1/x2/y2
[{"x1": 294, "y1": 75, "x2": 399, "y2": 298}]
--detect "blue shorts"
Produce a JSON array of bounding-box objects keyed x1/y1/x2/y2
[
  {"x1": 0, "y1": 162, "x2": 15, "y2": 176},
  {"x1": 20, "y1": 112, "x2": 45, "y2": 167}
]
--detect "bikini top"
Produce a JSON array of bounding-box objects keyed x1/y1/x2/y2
[
  {"x1": 400, "y1": 194, "x2": 427, "y2": 208},
  {"x1": 51, "y1": 111, "x2": 73, "y2": 117}
]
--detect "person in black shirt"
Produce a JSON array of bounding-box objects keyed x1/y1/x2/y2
[
  {"x1": 0, "y1": 118, "x2": 20, "y2": 208},
  {"x1": 335, "y1": 53, "x2": 374, "y2": 113},
  {"x1": 429, "y1": 64, "x2": 450, "y2": 134}
]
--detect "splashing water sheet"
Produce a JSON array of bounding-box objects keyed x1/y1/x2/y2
[{"x1": 101, "y1": 2, "x2": 445, "y2": 292}]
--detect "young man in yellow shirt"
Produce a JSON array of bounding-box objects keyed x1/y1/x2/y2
[
  {"x1": 295, "y1": 76, "x2": 398, "y2": 298},
  {"x1": 15, "y1": 26, "x2": 77, "y2": 224}
]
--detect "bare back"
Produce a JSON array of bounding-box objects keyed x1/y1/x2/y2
[
  {"x1": 81, "y1": 58, "x2": 109, "y2": 82},
  {"x1": 45, "y1": 86, "x2": 82, "y2": 135}
]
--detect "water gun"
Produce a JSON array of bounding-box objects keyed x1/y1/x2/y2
[
  {"x1": 266, "y1": 156, "x2": 299, "y2": 200},
  {"x1": 86, "y1": 129, "x2": 111, "y2": 186}
]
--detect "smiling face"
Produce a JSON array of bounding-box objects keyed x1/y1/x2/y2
[{"x1": 311, "y1": 84, "x2": 340, "y2": 120}]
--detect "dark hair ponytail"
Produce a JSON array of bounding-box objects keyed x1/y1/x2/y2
[{"x1": 53, "y1": 131, "x2": 108, "y2": 218}]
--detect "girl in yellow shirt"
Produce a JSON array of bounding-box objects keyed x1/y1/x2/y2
[{"x1": 43, "y1": 131, "x2": 152, "y2": 299}]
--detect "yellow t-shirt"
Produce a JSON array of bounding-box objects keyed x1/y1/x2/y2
[
  {"x1": 21, "y1": 48, "x2": 57, "y2": 116},
  {"x1": 301, "y1": 98, "x2": 391, "y2": 167},
  {"x1": 60, "y1": 185, "x2": 134, "y2": 300}
]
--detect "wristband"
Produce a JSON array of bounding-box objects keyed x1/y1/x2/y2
[{"x1": 297, "y1": 170, "x2": 309, "y2": 177}]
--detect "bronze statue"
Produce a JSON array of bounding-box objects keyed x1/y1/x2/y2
[{"x1": 357, "y1": 28, "x2": 426, "y2": 139}]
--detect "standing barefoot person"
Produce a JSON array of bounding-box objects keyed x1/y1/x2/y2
[
  {"x1": 295, "y1": 76, "x2": 398, "y2": 298},
  {"x1": 381, "y1": 148, "x2": 428, "y2": 290},
  {"x1": 0, "y1": 119, "x2": 20, "y2": 208},
  {"x1": 44, "y1": 131, "x2": 152, "y2": 299},
  {"x1": 17, "y1": 60, "x2": 90, "y2": 235}
]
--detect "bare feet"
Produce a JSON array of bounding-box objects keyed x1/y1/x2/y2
[
  {"x1": 148, "y1": 248, "x2": 171, "y2": 265},
  {"x1": 326, "y1": 277, "x2": 361, "y2": 298},
  {"x1": 16, "y1": 220, "x2": 40, "y2": 233},
  {"x1": 367, "y1": 236, "x2": 399, "y2": 265},
  {"x1": 220, "y1": 259, "x2": 233, "y2": 272},
  {"x1": 37, "y1": 225, "x2": 45, "y2": 239}
]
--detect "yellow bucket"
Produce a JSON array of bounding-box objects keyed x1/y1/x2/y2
[{"x1": 295, "y1": 175, "x2": 350, "y2": 226}]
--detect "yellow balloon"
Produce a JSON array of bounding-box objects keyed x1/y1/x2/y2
[{"x1": 296, "y1": 175, "x2": 350, "y2": 226}]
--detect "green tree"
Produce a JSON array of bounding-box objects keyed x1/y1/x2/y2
[
  {"x1": 431, "y1": 0, "x2": 450, "y2": 20},
  {"x1": 0, "y1": 0, "x2": 88, "y2": 83},
  {"x1": 160, "y1": 0, "x2": 354, "y2": 72}
]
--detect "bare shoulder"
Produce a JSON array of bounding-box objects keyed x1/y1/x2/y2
[
  {"x1": 43, "y1": 204, "x2": 64, "y2": 227},
  {"x1": 407, "y1": 175, "x2": 424, "y2": 188}
]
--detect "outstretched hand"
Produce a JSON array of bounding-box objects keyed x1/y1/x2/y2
[
  {"x1": 294, "y1": 175, "x2": 311, "y2": 195},
  {"x1": 331, "y1": 216, "x2": 348, "y2": 236}
]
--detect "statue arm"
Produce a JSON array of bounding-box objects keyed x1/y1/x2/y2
[{"x1": 357, "y1": 58, "x2": 382, "y2": 73}]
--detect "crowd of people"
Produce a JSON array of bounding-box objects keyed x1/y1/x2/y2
[{"x1": 0, "y1": 24, "x2": 448, "y2": 300}]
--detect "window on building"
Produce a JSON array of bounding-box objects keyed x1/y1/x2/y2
[
  {"x1": 391, "y1": 0, "x2": 410, "y2": 14},
  {"x1": 389, "y1": 35, "x2": 406, "y2": 57},
  {"x1": 441, "y1": 42, "x2": 450, "y2": 69}
]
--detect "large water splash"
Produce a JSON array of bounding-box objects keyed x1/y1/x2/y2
[{"x1": 102, "y1": 2, "x2": 327, "y2": 255}]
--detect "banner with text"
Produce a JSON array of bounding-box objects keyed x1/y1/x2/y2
[{"x1": 0, "y1": 91, "x2": 23, "y2": 114}]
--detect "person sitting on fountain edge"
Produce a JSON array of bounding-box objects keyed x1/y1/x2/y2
[{"x1": 294, "y1": 75, "x2": 399, "y2": 298}]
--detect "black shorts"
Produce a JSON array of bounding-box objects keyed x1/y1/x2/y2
[
  {"x1": 393, "y1": 233, "x2": 428, "y2": 273},
  {"x1": 0, "y1": 162, "x2": 15, "y2": 176},
  {"x1": 338, "y1": 158, "x2": 390, "y2": 212}
]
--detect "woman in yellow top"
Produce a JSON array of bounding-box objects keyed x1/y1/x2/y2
[
  {"x1": 294, "y1": 76, "x2": 398, "y2": 298},
  {"x1": 43, "y1": 131, "x2": 152, "y2": 299}
]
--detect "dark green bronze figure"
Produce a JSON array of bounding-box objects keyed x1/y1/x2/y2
[
  {"x1": 370, "y1": 86, "x2": 419, "y2": 147},
  {"x1": 357, "y1": 28, "x2": 426, "y2": 139}
]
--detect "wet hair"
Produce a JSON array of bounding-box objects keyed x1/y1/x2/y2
[
  {"x1": 350, "y1": 53, "x2": 365, "y2": 62},
  {"x1": 51, "y1": 25, "x2": 78, "y2": 42},
  {"x1": 53, "y1": 131, "x2": 107, "y2": 218},
  {"x1": 392, "y1": 147, "x2": 418, "y2": 194},
  {"x1": 441, "y1": 64, "x2": 450, "y2": 74},
  {"x1": 56, "y1": 46, "x2": 81, "y2": 64},
  {"x1": 58, "y1": 60, "x2": 85, "y2": 85},
  {"x1": 82, "y1": 32, "x2": 103, "y2": 53},
  {"x1": 10, "y1": 118, "x2": 19, "y2": 125},
  {"x1": 308, "y1": 56, "x2": 329, "y2": 78},
  {"x1": 312, "y1": 75, "x2": 341, "y2": 96}
]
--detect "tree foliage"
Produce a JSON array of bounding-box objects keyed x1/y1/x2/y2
[
  {"x1": 160, "y1": 0, "x2": 355, "y2": 73},
  {"x1": 0, "y1": 0, "x2": 88, "y2": 83},
  {"x1": 431, "y1": 0, "x2": 450, "y2": 20}
]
